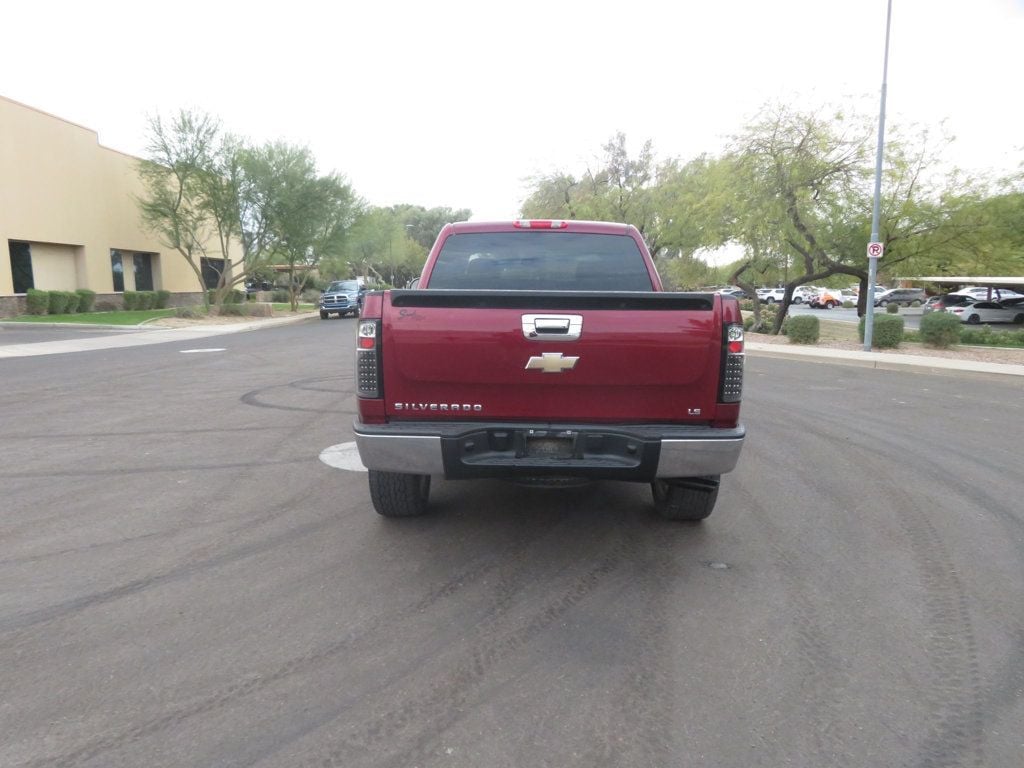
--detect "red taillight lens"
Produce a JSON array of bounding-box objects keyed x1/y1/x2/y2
[
  {"x1": 720, "y1": 324, "x2": 744, "y2": 403},
  {"x1": 357, "y1": 320, "x2": 381, "y2": 398}
]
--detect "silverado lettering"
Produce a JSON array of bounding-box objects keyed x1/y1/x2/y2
[
  {"x1": 354, "y1": 220, "x2": 745, "y2": 521},
  {"x1": 394, "y1": 403, "x2": 483, "y2": 412}
]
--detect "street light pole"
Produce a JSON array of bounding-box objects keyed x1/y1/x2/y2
[{"x1": 864, "y1": 0, "x2": 893, "y2": 351}]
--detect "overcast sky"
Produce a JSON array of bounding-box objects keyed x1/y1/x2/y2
[{"x1": 3, "y1": 0, "x2": 1022, "y2": 221}]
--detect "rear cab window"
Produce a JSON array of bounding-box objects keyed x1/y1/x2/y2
[{"x1": 427, "y1": 232, "x2": 654, "y2": 292}]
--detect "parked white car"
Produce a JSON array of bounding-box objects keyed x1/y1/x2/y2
[
  {"x1": 950, "y1": 287, "x2": 1024, "y2": 301},
  {"x1": 945, "y1": 301, "x2": 1024, "y2": 325},
  {"x1": 755, "y1": 286, "x2": 817, "y2": 304}
]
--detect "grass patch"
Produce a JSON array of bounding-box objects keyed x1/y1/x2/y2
[
  {"x1": 5, "y1": 309, "x2": 176, "y2": 326},
  {"x1": 271, "y1": 303, "x2": 316, "y2": 312}
]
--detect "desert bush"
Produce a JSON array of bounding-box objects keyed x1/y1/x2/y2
[
  {"x1": 786, "y1": 315, "x2": 820, "y2": 344},
  {"x1": 155, "y1": 290, "x2": 171, "y2": 309},
  {"x1": 859, "y1": 314, "x2": 904, "y2": 348},
  {"x1": 64, "y1": 292, "x2": 81, "y2": 313},
  {"x1": 174, "y1": 306, "x2": 202, "y2": 319},
  {"x1": 918, "y1": 312, "x2": 961, "y2": 348},
  {"x1": 122, "y1": 291, "x2": 140, "y2": 310},
  {"x1": 886, "y1": 302, "x2": 900, "y2": 314},
  {"x1": 26, "y1": 289, "x2": 49, "y2": 315},
  {"x1": 48, "y1": 290, "x2": 69, "y2": 315},
  {"x1": 75, "y1": 289, "x2": 96, "y2": 313}
]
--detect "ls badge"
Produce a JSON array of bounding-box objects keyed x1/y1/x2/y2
[{"x1": 525, "y1": 352, "x2": 579, "y2": 374}]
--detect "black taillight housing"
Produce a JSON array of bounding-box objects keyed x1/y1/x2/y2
[
  {"x1": 356, "y1": 319, "x2": 382, "y2": 398},
  {"x1": 719, "y1": 323, "x2": 744, "y2": 403}
]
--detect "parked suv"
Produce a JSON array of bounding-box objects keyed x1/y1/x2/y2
[{"x1": 874, "y1": 288, "x2": 926, "y2": 307}]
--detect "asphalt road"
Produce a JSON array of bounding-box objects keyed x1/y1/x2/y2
[
  {"x1": 788, "y1": 304, "x2": 924, "y2": 330},
  {"x1": 1, "y1": 319, "x2": 1022, "y2": 767}
]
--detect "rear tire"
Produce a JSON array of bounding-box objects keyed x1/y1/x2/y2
[
  {"x1": 368, "y1": 471, "x2": 431, "y2": 517},
  {"x1": 651, "y1": 476, "x2": 719, "y2": 522}
]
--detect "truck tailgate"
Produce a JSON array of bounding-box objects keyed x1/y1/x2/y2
[{"x1": 381, "y1": 291, "x2": 724, "y2": 424}]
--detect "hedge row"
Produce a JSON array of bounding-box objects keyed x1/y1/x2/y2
[
  {"x1": 122, "y1": 290, "x2": 171, "y2": 310},
  {"x1": 25, "y1": 289, "x2": 97, "y2": 315}
]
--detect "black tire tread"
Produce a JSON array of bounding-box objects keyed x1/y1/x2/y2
[
  {"x1": 368, "y1": 470, "x2": 431, "y2": 517},
  {"x1": 651, "y1": 476, "x2": 720, "y2": 522}
]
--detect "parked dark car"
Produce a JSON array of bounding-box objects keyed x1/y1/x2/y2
[{"x1": 874, "y1": 288, "x2": 926, "y2": 307}]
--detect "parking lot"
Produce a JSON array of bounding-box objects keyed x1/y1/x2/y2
[{"x1": 1, "y1": 319, "x2": 1022, "y2": 767}]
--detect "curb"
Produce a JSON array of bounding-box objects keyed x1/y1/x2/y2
[{"x1": 746, "y1": 342, "x2": 1024, "y2": 379}]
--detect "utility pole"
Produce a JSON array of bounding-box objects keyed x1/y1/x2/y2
[{"x1": 864, "y1": 0, "x2": 893, "y2": 351}]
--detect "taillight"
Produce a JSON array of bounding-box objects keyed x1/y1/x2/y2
[
  {"x1": 513, "y1": 220, "x2": 569, "y2": 229},
  {"x1": 720, "y1": 324, "x2": 744, "y2": 403},
  {"x1": 357, "y1": 320, "x2": 382, "y2": 398}
]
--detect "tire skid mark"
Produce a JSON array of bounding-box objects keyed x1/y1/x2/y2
[
  {"x1": 0, "y1": 457, "x2": 310, "y2": 480},
  {"x1": 873, "y1": 475, "x2": 986, "y2": 768},
  {"x1": 16, "y1": 519, "x2": 566, "y2": 768},
  {"x1": 735, "y1": 478, "x2": 854, "y2": 768},
  {"x1": 306, "y1": 523, "x2": 632, "y2": 768},
  {"x1": 241, "y1": 375, "x2": 354, "y2": 414}
]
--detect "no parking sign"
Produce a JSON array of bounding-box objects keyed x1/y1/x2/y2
[{"x1": 867, "y1": 242, "x2": 884, "y2": 259}]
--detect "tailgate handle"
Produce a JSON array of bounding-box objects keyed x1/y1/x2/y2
[{"x1": 522, "y1": 314, "x2": 583, "y2": 340}]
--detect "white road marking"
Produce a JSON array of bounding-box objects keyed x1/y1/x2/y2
[
  {"x1": 319, "y1": 442, "x2": 367, "y2": 472},
  {"x1": 180, "y1": 348, "x2": 226, "y2": 353}
]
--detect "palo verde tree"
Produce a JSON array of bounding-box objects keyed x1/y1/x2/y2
[
  {"x1": 137, "y1": 110, "x2": 227, "y2": 306},
  {"x1": 522, "y1": 133, "x2": 666, "y2": 254}
]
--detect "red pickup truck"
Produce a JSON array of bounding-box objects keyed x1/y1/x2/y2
[{"x1": 354, "y1": 220, "x2": 745, "y2": 521}]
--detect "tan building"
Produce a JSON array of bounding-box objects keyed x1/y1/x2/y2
[{"x1": 1, "y1": 95, "x2": 236, "y2": 317}]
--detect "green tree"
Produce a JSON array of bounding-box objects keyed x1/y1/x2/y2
[
  {"x1": 137, "y1": 110, "x2": 224, "y2": 306},
  {"x1": 243, "y1": 142, "x2": 358, "y2": 310},
  {"x1": 522, "y1": 133, "x2": 665, "y2": 253}
]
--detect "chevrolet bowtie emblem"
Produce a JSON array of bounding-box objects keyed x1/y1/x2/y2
[{"x1": 525, "y1": 353, "x2": 580, "y2": 373}]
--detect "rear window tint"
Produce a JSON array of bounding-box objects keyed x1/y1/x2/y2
[{"x1": 428, "y1": 232, "x2": 653, "y2": 291}]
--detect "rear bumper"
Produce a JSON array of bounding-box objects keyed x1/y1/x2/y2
[{"x1": 353, "y1": 420, "x2": 745, "y2": 481}]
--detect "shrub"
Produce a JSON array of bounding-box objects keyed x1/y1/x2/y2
[
  {"x1": 858, "y1": 314, "x2": 904, "y2": 348},
  {"x1": 272, "y1": 290, "x2": 291, "y2": 303},
  {"x1": 136, "y1": 291, "x2": 156, "y2": 310},
  {"x1": 886, "y1": 302, "x2": 900, "y2": 314},
  {"x1": 64, "y1": 291, "x2": 81, "y2": 313},
  {"x1": 843, "y1": 300, "x2": 856, "y2": 309},
  {"x1": 218, "y1": 303, "x2": 245, "y2": 316},
  {"x1": 122, "y1": 291, "x2": 140, "y2": 310},
  {"x1": 910, "y1": 299, "x2": 922, "y2": 307},
  {"x1": 48, "y1": 290, "x2": 69, "y2": 315},
  {"x1": 154, "y1": 290, "x2": 171, "y2": 309},
  {"x1": 743, "y1": 315, "x2": 755, "y2": 331},
  {"x1": 75, "y1": 289, "x2": 96, "y2": 313},
  {"x1": 174, "y1": 306, "x2": 203, "y2": 319},
  {"x1": 959, "y1": 327, "x2": 1024, "y2": 348},
  {"x1": 95, "y1": 300, "x2": 119, "y2": 311},
  {"x1": 787, "y1": 315, "x2": 820, "y2": 344},
  {"x1": 919, "y1": 311, "x2": 961, "y2": 348},
  {"x1": 26, "y1": 289, "x2": 49, "y2": 315}
]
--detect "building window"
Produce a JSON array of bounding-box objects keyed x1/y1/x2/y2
[
  {"x1": 9, "y1": 242, "x2": 34, "y2": 294},
  {"x1": 201, "y1": 257, "x2": 224, "y2": 290},
  {"x1": 134, "y1": 253, "x2": 154, "y2": 291},
  {"x1": 111, "y1": 250, "x2": 124, "y2": 292}
]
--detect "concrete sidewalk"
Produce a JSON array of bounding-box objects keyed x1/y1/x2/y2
[
  {"x1": 0, "y1": 313, "x2": 316, "y2": 358},
  {"x1": 746, "y1": 341, "x2": 1024, "y2": 379}
]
